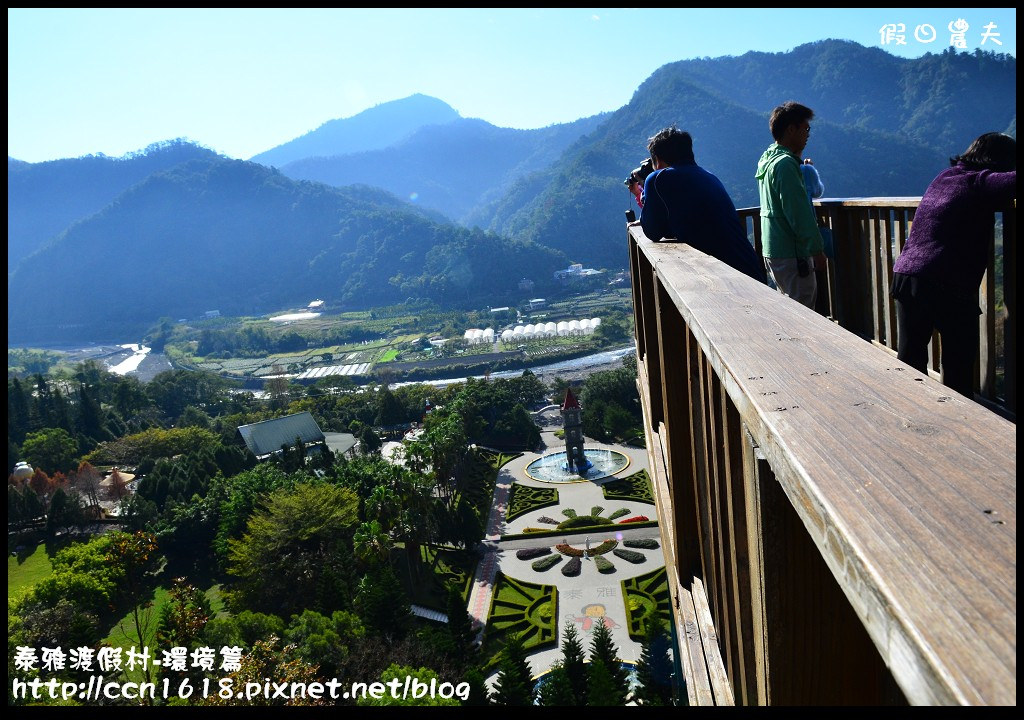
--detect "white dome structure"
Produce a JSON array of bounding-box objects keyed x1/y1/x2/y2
[
  {"x1": 12, "y1": 461, "x2": 33, "y2": 482},
  {"x1": 544, "y1": 321, "x2": 557, "y2": 336}
]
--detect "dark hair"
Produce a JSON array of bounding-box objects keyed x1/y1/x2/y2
[
  {"x1": 646, "y1": 126, "x2": 695, "y2": 166},
  {"x1": 769, "y1": 101, "x2": 814, "y2": 141},
  {"x1": 951, "y1": 132, "x2": 1016, "y2": 172}
]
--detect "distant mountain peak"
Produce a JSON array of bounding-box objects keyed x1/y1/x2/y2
[{"x1": 249, "y1": 94, "x2": 461, "y2": 167}]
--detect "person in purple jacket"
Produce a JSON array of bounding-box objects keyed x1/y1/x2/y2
[{"x1": 891, "y1": 132, "x2": 1016, "y2": 398}]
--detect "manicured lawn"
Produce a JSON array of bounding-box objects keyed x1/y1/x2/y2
[{"x1": 7, "y1": 543, "x2": 54, "y2": 599}]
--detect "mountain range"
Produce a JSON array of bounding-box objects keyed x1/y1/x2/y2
[{"x1": 7, "y1": 40, "x2": 1016, "y2": 343}]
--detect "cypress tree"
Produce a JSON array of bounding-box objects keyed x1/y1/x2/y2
[
  {"x1": 461, "y1": 667, "x2": 491, "y2": 706},
  {"x1": 561, "y1": 621, "x2": 588, "y2": 705},
  {"x1": 538, "y1": 662, "x2": 576, "y2": 706},
  {"x1": 586, "y1": 658, "x2": 625, "y2": 706},
  {"x1": 589, "y1": 620, "x2": 629, "y2": 703},
  {"x1": 491, "y1": 632, "x2": 535, "y2": 706},
  {"x1": 446, "y1": 582, "x2": 476, "y2": 657},
  {"x1": 634, "y1": 618, "x2": 674, "y2": 706}
]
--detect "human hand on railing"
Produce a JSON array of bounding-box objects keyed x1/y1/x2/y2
[{"x1": 812, "y1": 252, "x2": 827, "y2": 271}]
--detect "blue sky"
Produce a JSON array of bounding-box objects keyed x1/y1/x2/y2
[{"x1": 7, "y1": 8, "x2": 1016, "y2": 164}]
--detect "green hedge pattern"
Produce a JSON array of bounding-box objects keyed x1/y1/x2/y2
[
  {"x1": 601, "y1": 469, "x2": 655, "y2": 505},
  {"x1": 486, "y1": 573, "x2": 559, "y2": 652},
  {"x1": 620, "y1": 566, "x2": 672, "y2": 640},
  {"x1": 506, "y1": 483, "x2": 560, "y2": 523}
]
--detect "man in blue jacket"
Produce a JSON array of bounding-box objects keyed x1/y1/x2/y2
[
  {"x1": 631, "y1": 126, "x2": 766, "y2": 284},
  {"x1": 755, "y1": 101, "x2": 826, "y2": 308}
]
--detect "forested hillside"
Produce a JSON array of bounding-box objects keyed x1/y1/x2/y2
[
  {"x1": 7, "y1": 140, "x2": 220, "y2": 270},
  {"x1": 7, "y1": 158, "x2": 566, "y2": 343}
]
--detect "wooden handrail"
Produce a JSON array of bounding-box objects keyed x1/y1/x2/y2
[
  {"x1": 628, "y1": 224, "x2": 1016, "y2": 705},
  {"x1": 736, "y1": 198, "x2": 1016, "y2": 418}
]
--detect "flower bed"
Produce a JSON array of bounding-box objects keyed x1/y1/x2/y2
[
  {"x1": 516, "y1": 547, "x2": 552, "y2": 560},
  {"x1": 537, "y1": 516, "x2": 559, "y2": 525},
  {"x1": 532, "y1": 555, "x2": 562, "y2": 572},
  {"x1": 555, "y1": 543, "x2": 583, "y2": 558},
  {"x1": 561, "y1": 557, "x2": 582, "y2": 577},
  {"x1": 612, "y1": 548, "x2": 646, "y2": 564},
  {"x1": 623, "y1": 539, "x2": 660, "y2": 550},
  {"x1": 618, "y1": 515, "x2": 650, "y2": 524},
  {"x1": 608, "y1": 508, "x2": 631, "y2": 520},
  {"x1": 595, "y1": 556, "x2": 616, "y2": 574}
]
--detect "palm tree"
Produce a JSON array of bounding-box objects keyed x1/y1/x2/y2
[{"x1": 353, "y1": 519, "x2": 392, "y2": 566}]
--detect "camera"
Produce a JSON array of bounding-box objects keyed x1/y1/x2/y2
[{"x1": 624, "y1": 157, "x2": 655, "y2": 187}]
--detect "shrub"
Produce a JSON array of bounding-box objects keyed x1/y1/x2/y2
[
  {"x1": 522, "y1": 527, "x2": 547, "y2": 533},
  {"x1": 532, "y1": 555, "x2": 562, "y2": 572},
  {"x1": 516, "y1": 547, "x2": 552, "y2": 561},
  {"x1": 608, "y1": 508, "x2": 631, "y2": 520},
  {"x1": 557, "y1": 515, "x2": 612, "y2": 531},
  {"x1": 612, "y1": 548, "x2": 646, "y2": 564},
  {"x1": 595, "y1": 556, "x2": 616, "y2": 574},
  {"x1": 556, "y1": 543, "x2": 583, "y2": 557},
  {"x1": 537, "y1": 516, "x2": 559, "y2": 525},
  {"x1": 590, "y1": 506, "x2": 604, "y2": 517},
  {"x1": 561, "y1": 508, "x2": 577, "y2": 519},
  {"x1": 623, "y1": 539, "x2": 660, "y2": 550},
  {"x1": 561, "y1": 557, "x2": 581, "y2": 577},
  {"x1": 618, "y1": 515, "x2": 650, "y2": 524}
]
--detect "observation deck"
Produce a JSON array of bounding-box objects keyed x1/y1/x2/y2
[{"x1": 628, "y1": 198, "x2": 1015, "y2": 705}]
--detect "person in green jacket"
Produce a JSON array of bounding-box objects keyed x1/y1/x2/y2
[{"x1": 755, "y1": 101, "x2": 826, "y2": 308}]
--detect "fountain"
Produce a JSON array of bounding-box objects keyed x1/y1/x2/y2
[{"x1": 524, "y1": 388, "x2": 630, "y2": 483}]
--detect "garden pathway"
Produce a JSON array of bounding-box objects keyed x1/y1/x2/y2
[{"x1": 468, "y1": 428, "x2": 667, "y2": 685}]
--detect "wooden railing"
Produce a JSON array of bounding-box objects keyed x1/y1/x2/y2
[
  {"x1": 737, "y1": 199, "x2": 1016, "y2": 417},
  {"x1": 628, "y1": 225, "x2": 1016, "y2": 705}
]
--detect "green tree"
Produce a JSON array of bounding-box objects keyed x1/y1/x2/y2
[
  {"x1": 538, "y1": 662, "x2": 577, "y2": 706},
  {"x1": 106, "y1": 531, "x2": 161, "y2": 691},
  {"x1": 633, "y1": 618, "x2": 674, "y2": 706},
  {"x1": 353, "y1": 565, "x2": 412, "y2": 642},
  {"x1": 45, "y1": 487, "x2": 85, "y2": 536},
  {"x1": 285, "y1": 609, "x2": 364, "y2": 677},
  {"x1": 353, "y1": 519, "x2": 393, "y2": 567},
  {"x1": 21, "y1": 427, "x2": 79, "y2": 475},
  {"x1": 586, "y1": 657, "x2": 625, "y2": 706},
  {"x1": 227, "y1": 482, "x2": 359, "y2": 614},
  {"x1": 491, "y1": 632, "x2": 535, "y2": 706},
  {"x1": 155, "y1": 578, "x2": 212, "y2": 687},
  {"x1": 461, "y1": 667, "x2": 491, "y2": 706},
  {"x1": 201, "y1": 636, "x2": 327, "y2": 707},
  {"x1": 588, "y1": 620, "x2": 629, "y2": 703},
  {"x1": 356, "y1": 664, "x2": 461, "y2": 706},
  {"x1": 445, "y1": 582, "x2": 475, "y2": 657},
  {"x1": 561, "y1": 621, "x2": 588, "y2": 706}
]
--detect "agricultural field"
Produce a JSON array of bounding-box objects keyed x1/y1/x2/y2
[{"x1": 164, "y1": 290, "x2": 634, "y2": 383}]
